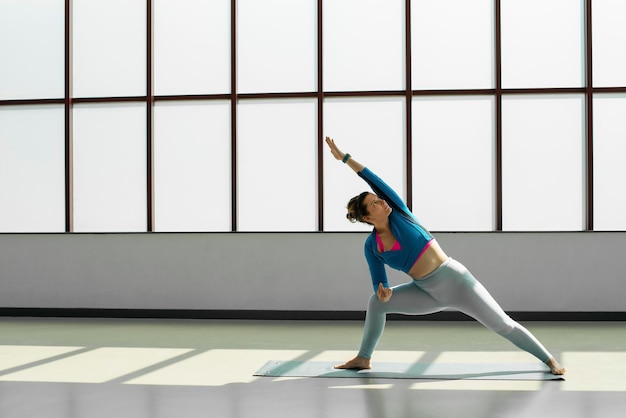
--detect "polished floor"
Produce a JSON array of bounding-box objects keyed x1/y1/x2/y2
[{"x1": 0, "y1": 317, "x2": 624, "y2": 418}]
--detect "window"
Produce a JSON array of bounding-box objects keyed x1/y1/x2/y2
[{"x1": 1, "y1": 0, "x2": 624, "y2": 232}]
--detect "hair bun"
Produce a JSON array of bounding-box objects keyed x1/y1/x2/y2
[{"x1": 346, "y1": 191, "x2": 371, "y2": 224}]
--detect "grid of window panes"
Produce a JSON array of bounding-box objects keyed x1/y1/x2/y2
[{"x1": 1, "y1": 0, "x2": 625, "y2": 233}]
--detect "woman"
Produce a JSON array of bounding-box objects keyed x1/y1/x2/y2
[{"x1": 325, "y1": 136, "x2": 565, "y2": 375}]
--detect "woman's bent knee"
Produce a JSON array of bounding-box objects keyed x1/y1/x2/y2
[{"x1": 367, "y1": 293, "x2": 383, "y2": 310}]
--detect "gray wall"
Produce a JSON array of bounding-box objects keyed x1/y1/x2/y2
[{"x1": 0, "y1": 232, "x2": 624, "y2": 312}]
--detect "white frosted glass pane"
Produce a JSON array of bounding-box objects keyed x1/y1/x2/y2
[
  {"x1": 238, "y1": 0, "x2": 316, "y2": 93},
  {"x1": 501, "y1": 0, "x2": 583, "y2": 88},
  {"x1": 323, "y1": 98, "x2": 405, "y2": 232},
  {"x1": 324, "y1": 0, "x2": 405, "y2": 91},
  {"x1": 73, "y1": 0, "x2": 146, "y2": 98},
  {"x1": 73, "y1": 104, "x2": 147, "y2": 232},
  {"x1": 154, "y1": 0, "x2": 230, "y2": 95},
  {"x1": 502, "y1": 96, "x2": 585, "y2": 231},
  {"x1": 0, "y1": 0, "x2": 64, "y2": 100},
  {"x1": 154, "y1": 102, "x2": 231, "y2": 232},
  {"x1": 593, "y1": 95, "x2": 626, "y2": 230},
  {"x1": 238, "y1": 100, "x2": 317, "y2": 231},
  {"x1": 592, "y1": 0, "x2": 626, "y2": 87},
  {"x1": 0, "y1": 106, "x2": 65, "y2": 232},
  {"x1": 412, "y1": 97, "x2": 495, "y2": 231},
  {"x1": 411, "y1": 0, "x2": 494, "y2": 90}
]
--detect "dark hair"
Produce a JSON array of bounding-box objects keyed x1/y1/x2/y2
[{"x1": 346, "y1": 191, "x2": 371, "y2": 224}]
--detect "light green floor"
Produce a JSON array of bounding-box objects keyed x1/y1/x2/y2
[{"x1": 0, "y1": 318, "x2": 624, "y2": 418}]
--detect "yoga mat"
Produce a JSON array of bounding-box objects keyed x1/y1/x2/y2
[{"x1": 254, "y1": 360, "x2": 564, "y2": 381}]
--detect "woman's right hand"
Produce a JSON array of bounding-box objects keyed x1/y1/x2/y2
[
  {"x1": 377, "y1": 283, "x2": 393, "y2": 302},
  {"x1": 325, "y1": 136, "x2": 364, "y2": 173},
  {"x1": 325, "y1": 136, "x2": 346, "y2": 161}
]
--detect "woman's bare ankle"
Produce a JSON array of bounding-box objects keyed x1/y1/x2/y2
[
  {"x1": 334, "y1": 356, "x2": 371, "y2": 370},
  {"x1": 546, "y1": 357, "x2": 566, "y2": 375}
]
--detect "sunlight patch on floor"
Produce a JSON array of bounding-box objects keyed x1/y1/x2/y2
[
  {"x1": 0, "y1": 345, "x2": 84, "y2": 372},
  {"x1": 0, "y1": 347, "x2": 192, "y2": 384},
  {"x1": 561, "y1": 352, "x2": 626, "y2": 392},
  {"x1": 0, "y1": 346, "x2": 623, "y2": 392},
  {"x1": 125, "y1": 349, "x2": 308, "y2": 387}
]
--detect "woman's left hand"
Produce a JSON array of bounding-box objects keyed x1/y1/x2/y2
[{"x1": 377, "y1": 283, "x2": 393, "y2": 302}]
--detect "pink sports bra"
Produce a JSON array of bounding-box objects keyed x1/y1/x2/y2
[{"x1": 376, "y1": 231, "x2": 401, "y2": 253}]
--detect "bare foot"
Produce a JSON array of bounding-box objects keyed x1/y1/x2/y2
[
  {"x1": 546, "y1": 357, "x2": 566, "y2": 375},
  {"x1": 334, "y1": 356, "x2": 371, "y2": 370}
]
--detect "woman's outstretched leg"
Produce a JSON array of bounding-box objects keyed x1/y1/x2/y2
[{"x1": 424, "y1": 259, "x2": 566, "y2": 375}]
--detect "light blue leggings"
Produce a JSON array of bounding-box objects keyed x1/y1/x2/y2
[{"x1": 357, "y1": 258, "x2": 552, "y2": 363}]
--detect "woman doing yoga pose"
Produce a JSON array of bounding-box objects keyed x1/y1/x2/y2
[{"x1": 325, "y1": 136, "x2": 565, "y2": 375}]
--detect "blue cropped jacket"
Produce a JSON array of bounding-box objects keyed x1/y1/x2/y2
[{"x1": 358, "y1": 167, "x2": 434, "y2": 291}]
